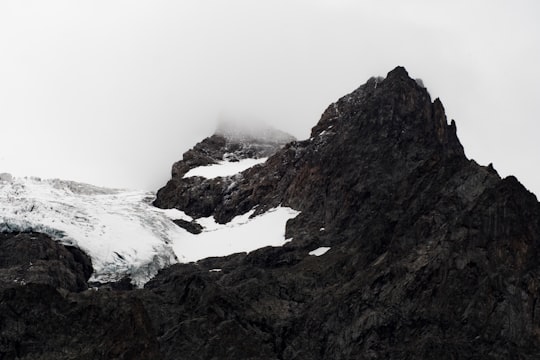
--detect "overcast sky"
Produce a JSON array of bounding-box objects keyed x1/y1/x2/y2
[{"x1": 1, "y1": 0, "x2": 539, "y2": 196}]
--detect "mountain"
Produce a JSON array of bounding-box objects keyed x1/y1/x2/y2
[{"x1": 1, "y1": 66, "x2": 540, "y2": 359}]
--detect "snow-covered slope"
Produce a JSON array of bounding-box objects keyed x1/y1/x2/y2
[
  {"x1": 183, "y1": 158, "x2": 268, "y2": 179},
  {"x1": 0, "y1": 175, "x2": 299, "y2": 287},
  {"x1": 173, "y1": 207, "x2": 299, "y2": 262}
]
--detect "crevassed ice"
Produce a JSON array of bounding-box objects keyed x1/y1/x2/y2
[
  {"x1": 0, "y1": 176, "x2": 300, "y2": 287},
  {"x1": 0, "y1": 177, "x2": 182, "y2": 287}
]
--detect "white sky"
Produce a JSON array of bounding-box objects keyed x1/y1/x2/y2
[{"x1": 1, "y1": 0, "x2": 539, "y2": 196}]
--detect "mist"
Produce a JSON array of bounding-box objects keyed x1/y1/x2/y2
[{"x1": 1, "y1": 0, "x2": 539, "y2": 196}]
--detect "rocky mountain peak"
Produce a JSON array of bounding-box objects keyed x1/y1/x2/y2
[
  {"x1": 3, "y1": 67, "x2": 540, "y2": 359},
  {"x1": 169, "y1": 124, "x2": 295, "y2": 179},
  {"x1": 215, "y1": 119, "x2": 296, "y2": 145},
  {"x1": 386, "y1": 64, "x2": 411, "y2": 80},
  {"x1": 146, "y1": 67, "x2": 540, "y2": 358},
  {"x1": 312, "y1": 66, "x2": 464, "y2": 160},
  {"x1": 155, "y1": 67, "x2": 472, "y2": 225}
]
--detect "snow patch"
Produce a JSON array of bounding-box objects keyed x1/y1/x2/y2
[
  {"x1": 183, "y1": 158, "x2": 268, "y2": 179},
  {"x1": 309, "y1": 247, "x2": 331, "y2": 256},
  {"x1": 172, "y1": 207, "x2": 300, "y2": 262}
]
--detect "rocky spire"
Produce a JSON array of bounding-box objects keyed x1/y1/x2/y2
[{"x1": 313, "y1": 66, "x2": 464, "y2": 160}]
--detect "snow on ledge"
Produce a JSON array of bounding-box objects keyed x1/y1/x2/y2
[
  {"x1": 183, "y1": 158, "x2": 268, "y2": 179},
  {"x1": 172, "y1": 206, "x2": 300, "y2": 263},
  {"x1": 309, "y1": 247, "x2": 331, "y2": 256}
]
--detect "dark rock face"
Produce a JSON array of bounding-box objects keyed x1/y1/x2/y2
[
  {"x1": 154, "y1": 67, "x2": 468, "y2": 225},
  {"x1": 0, "y1": 233, "x2": 162, "y2": 359},
  {"x1": 153, "y1": 127, "x2": 295, "y2": 219},
  {"x1": 0, "y1": 284, "x2": 161, "y2": 359},
  {"x1": 148, "y1": 66, "x2": 540, "y2": 358},
  {"x1": 2, "y1": 66, "x2": 540, "y2": 359},
  {"x1": 0, "y1": 232, "x2": 92, "y2": 292}
]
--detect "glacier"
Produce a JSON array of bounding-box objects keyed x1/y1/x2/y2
[{"x1": 0, "y1": 175, "x2": 299, "y2": 287}]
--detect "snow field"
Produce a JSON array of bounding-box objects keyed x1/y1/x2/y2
[
  {"x1": 0, "y1": 176, "x2": 300, "y2": 286},
  {"x1": 169, "y1": 207, "x2": 300, "y2": 263},
  {"x1": 183, "y1": 158, "x2": 268, "y2": 179}
]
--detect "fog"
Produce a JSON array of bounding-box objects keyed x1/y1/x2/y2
[{"x1": 1, "y1": 0, "x2": 539, "y2": 196}]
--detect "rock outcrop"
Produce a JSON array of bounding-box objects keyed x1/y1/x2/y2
[
  {"x1": 0, "y1": 232, "x2": 92, "y2": 292},
  {"x1": 154, "y1": 124, "x2": 295, "y2": 220},
  {"x1": 1, "y1": 66, "x2": 539, "y2": 359},
  {"x1": 0, "y1": 232, "x2": 161, "y2": 359}
]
